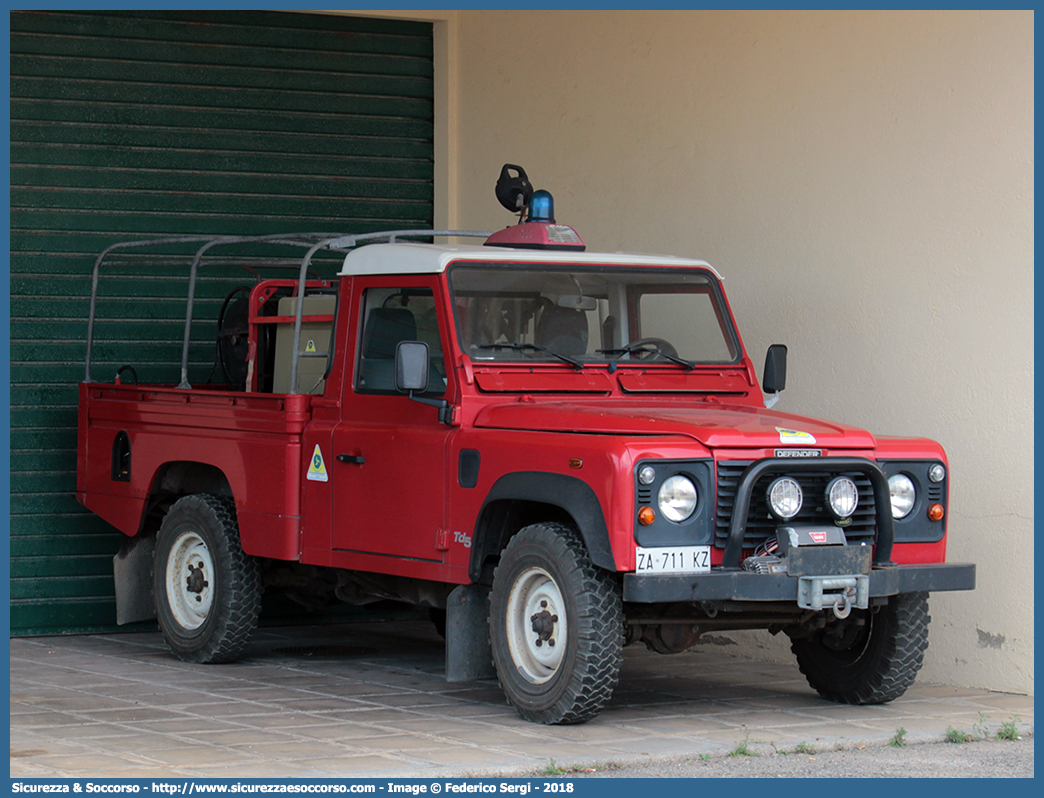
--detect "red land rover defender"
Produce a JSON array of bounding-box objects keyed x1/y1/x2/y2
[{"x1": 77, "y1": 166, "x2": 974, "y2": 724}]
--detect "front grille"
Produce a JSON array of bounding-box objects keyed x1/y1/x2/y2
[{"x1": 715, "y1": 461, "x2": 877, "y2": 549}]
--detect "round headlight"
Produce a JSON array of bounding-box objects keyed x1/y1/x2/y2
[
  {"x1": 928, "y1": 464, "x2": 946, "y2": 483},
  {"x1": 638, "y1": 465, "x2": 657, "y2": 486},
  {"x1": 767, "y1": 477, "x2": 803, "y2": 520},
  {"x1": 826, "y1": 477, "x2": 858, "y2": 519},
  {"x1": 888, "y1": 474, "x2": 916, "y2": 519},
  {"x1": 658, "y1": 475, "x2": 697, "y2": 522}
]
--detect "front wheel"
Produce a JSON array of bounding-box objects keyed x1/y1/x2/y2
[
  {"x1": 489, "y1": 523, "x2": 624, "y2": 725},
  {"x1": 790, "y1": 592, "x2": 930, "y2": 704},
  {"x1": 154, "y1": 494, "x2": 261, "y2": 664}
]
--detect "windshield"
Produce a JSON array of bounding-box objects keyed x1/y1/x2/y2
[{"x1": 449, "y1": 264, "x2": 740, "y2": 367}]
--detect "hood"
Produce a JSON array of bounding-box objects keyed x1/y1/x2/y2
[{"x1": 473, "y1": 400, "x2": 876, "y2": 450}]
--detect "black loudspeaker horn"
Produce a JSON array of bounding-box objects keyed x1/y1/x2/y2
[{"x1": 495, "y1": 164, "x2": 534, "y2": 213}]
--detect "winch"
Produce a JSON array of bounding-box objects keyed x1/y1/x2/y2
[{"x1": 743, "y1": 525, "x2": 870, "y2": 618}]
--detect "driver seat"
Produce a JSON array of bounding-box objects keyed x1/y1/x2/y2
[{"x1": 535, "y1": 305, "x2": 588, "y2": 356}]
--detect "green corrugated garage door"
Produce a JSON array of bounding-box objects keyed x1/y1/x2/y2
[{"x1": 9, "y1": 10, "x2": 435, "y2": 635}]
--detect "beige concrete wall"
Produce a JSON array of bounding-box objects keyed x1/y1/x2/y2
[{"x1": 447, "y1": 10, "x2": 1032, "y2": 694}]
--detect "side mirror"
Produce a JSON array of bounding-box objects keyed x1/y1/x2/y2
[
  {"x1": 394, "y1": 340, "x2": 453, "y2": 424},
  {"x1": 762, "y1": 344, "x2": 788, "y2": 394},
  {"x1": 395, "y1": 341, "x2": 430, "y2": 393}
]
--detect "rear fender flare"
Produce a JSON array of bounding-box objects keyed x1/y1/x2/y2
[
  {"x1": 115, "y1": 463, "x2": 235, "y2": 624},
  {"x1": 132, "y1": 461, "x2": 234, "y2": 538},
  {"x1": 470, "y1": 471, "x2": 615, "y2": 581}
]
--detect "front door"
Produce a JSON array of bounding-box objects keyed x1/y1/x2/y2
[{"x1": 331, "y1": 279, "x2": 453, "y2": 566}]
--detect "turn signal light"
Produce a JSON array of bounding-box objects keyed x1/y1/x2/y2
[
  {"x1": 928, "y1": 503, "x2": 945, "y2": 522},
  {"x1": 638, "y1": 506, "x2": 656, "y2": 525}
]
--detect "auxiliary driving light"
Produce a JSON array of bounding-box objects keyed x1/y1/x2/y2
[
  {"x1": 825, "y1": 477, "x2": 859, "y2": 520},
  {"x1": 767, "y1": 477, "x2": 803, "y2": 521}
]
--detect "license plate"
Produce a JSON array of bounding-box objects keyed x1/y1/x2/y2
[{"x1": 635, "y1": 545, "x2": 711, "y2": 574}]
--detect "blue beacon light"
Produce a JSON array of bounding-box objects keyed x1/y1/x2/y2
[{"x1": 527, "y1": 190, "x2": 555, "y2": 223}]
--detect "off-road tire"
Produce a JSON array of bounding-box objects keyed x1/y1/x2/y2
[
  {"x1": 489, "y1": 522, "x2": 624, "y2": 725},
  {"x1": 154, "y1": 494, "x2": 261, "y2": 664},
  {"x1": 791, "y1": 592, "x2": 930, "y2": 704}
]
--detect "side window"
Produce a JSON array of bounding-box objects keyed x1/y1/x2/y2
[{"x1": 355, "y1": 287, "x2": 447, "y2": 396}]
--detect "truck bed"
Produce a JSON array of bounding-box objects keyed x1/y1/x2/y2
[{"x1": 77, "y1": 382, "x2": 314, "y2": 561}]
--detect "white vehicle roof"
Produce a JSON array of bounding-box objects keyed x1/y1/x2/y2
[{"x1": 337, "y1": 242, "x2": 723, "y2": 280}]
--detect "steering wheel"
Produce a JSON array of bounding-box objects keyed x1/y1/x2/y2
[{"x1": 626, "y1": 337, "x2": 679, "y2": 360}]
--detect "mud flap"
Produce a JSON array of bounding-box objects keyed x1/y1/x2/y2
[
  {"x1": 445, "y1": 583, "x2": 495, "y2": 682},
  {"x1": 113, "y1": 535, "x2": 156, "y2": 625}
]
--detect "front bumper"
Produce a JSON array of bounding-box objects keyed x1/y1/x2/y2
[{"x1": 623, "y1": 561, "x2": 976, "y2": 603}]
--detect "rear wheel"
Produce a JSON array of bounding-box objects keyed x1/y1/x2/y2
[
  {"x1": 489, "y1": 523, "x2": 624, "y2": 724},
  {"x1": 791, "y1": 592, "x2": 930, "y2": 704},
  {"x1": 154, "y1": 494, "x2": 261, "y2": 663}
]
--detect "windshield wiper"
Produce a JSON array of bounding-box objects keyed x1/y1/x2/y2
[
  {"x1": 597, "y1": 345, "x2": 696, "y2": 371},
  {"x1": 474, "y1": 342, "x2": 585, "y2": 371}
]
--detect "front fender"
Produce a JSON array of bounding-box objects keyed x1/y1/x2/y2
[{"x1": 471, "y1": 471, "x2": 616, "y2": 580}]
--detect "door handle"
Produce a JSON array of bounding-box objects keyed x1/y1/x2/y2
[{"x1": 336, "y1": 454, "x2": 366, "y2": 465}]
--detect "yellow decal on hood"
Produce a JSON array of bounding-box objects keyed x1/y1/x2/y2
[{"x1": 777, "y1": 427, "x2": 817, "y2": 445}]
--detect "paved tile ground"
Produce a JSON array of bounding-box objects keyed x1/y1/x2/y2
[{"x1": 9, "y1": 620, "x2": 1034, "y2": 778}]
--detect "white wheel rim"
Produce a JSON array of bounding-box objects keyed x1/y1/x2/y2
[
  {"x1": 505, "y1": 567, "x2": 567, "y2": 684},
  {"x1": 166, "y1": 531, "x2": 214, "y2": 630}
]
